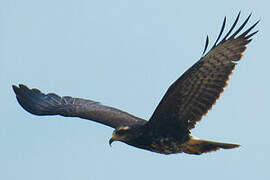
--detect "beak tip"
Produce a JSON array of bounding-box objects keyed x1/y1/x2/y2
[{"x1": 109, "y1": 138, "x2": 114, "y2": 147}]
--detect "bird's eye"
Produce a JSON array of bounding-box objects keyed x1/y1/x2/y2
[{"x1": 116, "y1": 130, "x2": 126, "y2": 136}]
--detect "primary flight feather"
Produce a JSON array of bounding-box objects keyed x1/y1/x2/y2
[{"x1": 13, "y1": 13, "x2": 259, "y2": 155}]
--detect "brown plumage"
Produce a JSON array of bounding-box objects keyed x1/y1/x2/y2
[{"x1": 13, "y1": 13, "x2": 259, "y2": 155}]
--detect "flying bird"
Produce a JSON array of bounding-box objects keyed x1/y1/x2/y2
[{"x1": 13, "y1": 13, "x2": 259, "y2": 155}]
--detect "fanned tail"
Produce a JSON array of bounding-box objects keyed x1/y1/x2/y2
[{"x1": 182, "y1": 136, "x2": 240, "y2": 155}]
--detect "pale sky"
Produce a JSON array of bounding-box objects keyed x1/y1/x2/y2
[{"x1": 1, "y1": 0, "x2": 269, "y2": 179}]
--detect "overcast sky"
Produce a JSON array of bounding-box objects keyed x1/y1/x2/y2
[{"x1": 1, "y1": 0, "x2": 269, "y2": 179}]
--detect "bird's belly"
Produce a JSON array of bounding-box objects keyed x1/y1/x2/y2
[
  {"x1": 129, "y1": 137, "x2": 185, "y2": 155},
  {"x1": 148, "y1": 138, "x2": 185, "y2": 154}
]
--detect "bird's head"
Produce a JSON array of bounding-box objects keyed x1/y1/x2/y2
[{"x1": 109, "y1": 126, "x2": 132, "y2": 146}]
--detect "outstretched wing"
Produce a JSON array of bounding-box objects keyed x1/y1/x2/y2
[
  {"x1": 148, "y1": 13, "x2": 259, "y2": 131},
  {"x1": 13, "y1": 84, "x2": 146, "y2": 129}
]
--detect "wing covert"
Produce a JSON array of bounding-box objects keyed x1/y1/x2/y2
[
  {"x1": 148, "y1": 13, "x2": 259, "y2": 130},
  {"x1": 13, "y1": 84, "x2": 146, "y2": 129}
]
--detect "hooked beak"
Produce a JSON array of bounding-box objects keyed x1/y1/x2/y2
[{"x1": 109, "y1": 138, "x2": 115, "y2": 147}]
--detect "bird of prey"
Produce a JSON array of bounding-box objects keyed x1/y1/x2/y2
[{"x1": 13, "y1": 13, "x2": 259, "y2": 155}]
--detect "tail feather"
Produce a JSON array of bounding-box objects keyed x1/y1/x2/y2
[{"x1": 182, "y1": 136, "x2": 240, "y2": 155}]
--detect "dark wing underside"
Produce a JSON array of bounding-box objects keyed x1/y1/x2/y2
[
  {"x1": 13, "y1": 84, "x2": 147, "y2": 129},
  {"x1": 148, "y1": 13, "x2": 259, "y2": 131}
]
